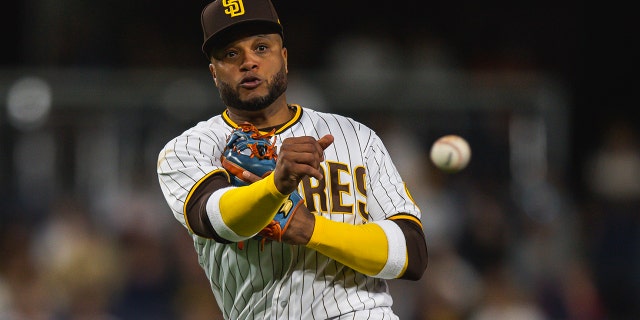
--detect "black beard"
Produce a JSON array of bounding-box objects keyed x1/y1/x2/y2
[{"x1": 217, "y1": 68, "x2": 287, "y2": 112}]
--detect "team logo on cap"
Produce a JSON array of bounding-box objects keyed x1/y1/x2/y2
[{"x1": 223, "y1": 0, "x2": 245, "y2": 17}]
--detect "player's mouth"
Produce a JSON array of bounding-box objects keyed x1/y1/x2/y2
[{"x1": 240, "y1": 76, "x2": 262, "y2": 89}]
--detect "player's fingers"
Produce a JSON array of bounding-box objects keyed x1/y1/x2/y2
[
  {"x1": 291, "y1": 162, "x2": 323, "y2": 181},
  {"x1": 281, "y1": 136, "x2": 329, "y2": 159},
  {"x1": 276, "y1": 136, "x2": 329, "y2": 185},
  {"x1": 317, "y1": 134, "x2": 334, "y2": 150},
  {"x1": 273, "y1": 155, "x2": 324, "y2": 193},
  {"x1": 316, "y1": 134, "x2": 333, "y2": 162},
  {"x1": 281, "y1": 162, "x2": 323, "y2": 182},
  {"x1": 241, "y1": 170, "x2": 263, "y2": 183},
  {"x1": 279, "y1": 148, "x2": 324, "y2": 175}
]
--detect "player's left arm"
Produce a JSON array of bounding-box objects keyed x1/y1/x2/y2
[
  {"x1": 290, "y1": 208, "x2": 427, "y2": 281},
  {"x1": 301, "y1": 129, "x2": 427, "y2": 280},
  {"x1": 275, "y1": 129, "x2": 427, "y2": 280}
]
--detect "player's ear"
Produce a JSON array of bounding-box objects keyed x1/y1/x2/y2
[
  {"x1": 282, "y1": 47, "x2": 288, "y2": 73},
  {"x1": 209, "y1": 64, "x2": 218, "y2": 86}
]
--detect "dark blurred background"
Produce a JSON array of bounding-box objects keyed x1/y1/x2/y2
[{"x1": 0, "y1": 1, "x2": 637, "y2": 319}]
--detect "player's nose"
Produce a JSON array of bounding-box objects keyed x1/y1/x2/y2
[{"x1": 239, "y1": 52, "x2": 260, "y2": 71}]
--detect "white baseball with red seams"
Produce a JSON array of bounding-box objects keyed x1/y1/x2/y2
[{"x1": 429, "y1": 135, "x2": 471, "y2": 173}]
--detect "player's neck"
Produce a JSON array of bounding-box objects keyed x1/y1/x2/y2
[{"x1": 226, "y1": 99, "x2": 294, "y2": 129}]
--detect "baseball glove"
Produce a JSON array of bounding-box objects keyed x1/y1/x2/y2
[
  {"x1": 221, "y1": 122, "x2": 278, "y2": 186},
  {"x1": 221, "y1": 122, "x2": 303, "y2": 244}
]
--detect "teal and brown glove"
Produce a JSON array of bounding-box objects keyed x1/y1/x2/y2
[{"x1": 221, "y1": 122, "x2": 304, "y2": 243}]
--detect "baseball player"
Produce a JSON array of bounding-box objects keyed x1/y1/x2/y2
[{"x1": 157, "y1": 0, "x2": 428, "y2": 319}]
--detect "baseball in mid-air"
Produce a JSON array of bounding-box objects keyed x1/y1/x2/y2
[{"x1": 429, "y1": 135, "x2": 471, "y2": 173}]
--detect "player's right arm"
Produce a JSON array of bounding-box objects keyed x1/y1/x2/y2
[
  {"x1": 182, "y1": 171, "x2": 290, "y2": 241},
  {"x1": 157, "y1": 133, "x2": 290, "y2": 242}
]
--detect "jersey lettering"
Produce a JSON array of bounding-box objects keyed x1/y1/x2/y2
[
  {"x1": 300, "y1": 166, "x2": 328, "y2": 213},
  {"x1": 354, "y1": 166, "x2": 369, "y2": 220},
  {"x1": 327, "y1": 161, "x2": 353, "y2": 214},
  {"x1": 301, "y1": 162, "x2": 367, "y2": 217}
]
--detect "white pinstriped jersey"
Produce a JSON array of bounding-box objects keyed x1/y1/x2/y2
[{"x1": 157, "y1": 105, "x2": 421, "y2": 319}]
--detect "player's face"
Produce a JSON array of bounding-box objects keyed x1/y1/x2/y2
[{"x1": 210, "y1": 34, "x2": 288, "y2": 112}]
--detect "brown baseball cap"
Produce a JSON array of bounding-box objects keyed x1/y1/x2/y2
[{"x1": 201, "y1": 0, "x2": 284, "y2": 58}]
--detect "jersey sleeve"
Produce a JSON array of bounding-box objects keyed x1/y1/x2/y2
[
  {"x1": 363, "y1": 130, "x2": 427, "y2": 279},
  {"x1": 364, "y1": 131, "x2": 422, "y2": 221},
  {"x1": 307, "y1": 123, "x2": 427, "y2": 280},
  {"x1": 157, "y1": 125, "x2": 227, "y2": 230}
]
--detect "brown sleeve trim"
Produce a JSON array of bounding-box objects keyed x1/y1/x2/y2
[
  {"x1": 183, "y1": 171, "x2": 232, "y2": 243},
  {"x1": 392, "y1": 215, "x2": 428, "y2": 281}
]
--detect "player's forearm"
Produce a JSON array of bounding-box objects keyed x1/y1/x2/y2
[
  {"x1": 185, "y1": 171, "x2": 289, "y2": 241},
  {"x1": 214, "y1": 173, "x2": 288, "y2": 237},
  {"x1": 305, "y1": 215, "x2": 427, "y2": 280}
]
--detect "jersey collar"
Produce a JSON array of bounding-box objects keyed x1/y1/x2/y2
[{"x1": 222, "y1": 104, "x2": 302, "y2": 134}]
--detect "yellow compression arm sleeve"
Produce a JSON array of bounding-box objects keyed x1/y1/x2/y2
[
  {"x1": 218, "y1": 173, "x2": 288, "y2": 237},
  {"x1": 307, "y1": 216, "x2": 399, "y2": 276}
]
